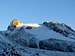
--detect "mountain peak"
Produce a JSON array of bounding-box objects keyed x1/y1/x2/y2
[
  {"x1": 0, "y1": 19, "x2": 75, "y2": 56},
  {"x1": 43, "y1": 21, "x2": 75, "y2": 37}
]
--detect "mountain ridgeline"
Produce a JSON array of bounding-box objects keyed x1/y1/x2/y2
[
  {"x1": 43, "y1": 21, "x2": 75, "y2": 37},
  {"x1": 0, "y1": 20, "x2": 75, "y2": 56}
]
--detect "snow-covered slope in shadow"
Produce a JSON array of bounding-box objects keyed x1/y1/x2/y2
[
  {"x1": 0, "y1": 21, "x2": 75, "y2": 56},
  {"x1": 25, "y1": 24, "x2": 75, "y2": 42},
  {"x1": 43, "y1": 21, "x2": 75, "y2": 39}
]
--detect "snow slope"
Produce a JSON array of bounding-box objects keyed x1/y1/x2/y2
[
  {"x1": 25, "y1": 24, "x2": 75, "y2": 42},
  {"x1": 0, "y1": 21, "x2": 75, "y2": 56}
]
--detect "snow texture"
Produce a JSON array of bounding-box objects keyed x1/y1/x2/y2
[{"x1": 0, "y1": 21, "x2": 75, "y2": 56}]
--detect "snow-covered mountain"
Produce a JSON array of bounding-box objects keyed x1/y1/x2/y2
[{"x1": 0, "y1": 21, "x2": 75, "y2": 56}]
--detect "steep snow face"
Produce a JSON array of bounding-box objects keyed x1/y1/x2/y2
[
  {"x1": 25, "y1": 24, "x2": 75, "y2": 42},
  {"x1": 43, "y1": 21, "x2": 75, "y2": 39}
]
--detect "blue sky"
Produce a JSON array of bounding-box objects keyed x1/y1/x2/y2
[{"x1": 0, "y1": 0, "x2": 75, "y2": 30}]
